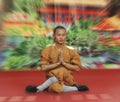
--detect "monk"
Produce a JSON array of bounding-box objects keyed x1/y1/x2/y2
[{"x1": 25, "y1": 25, "x2": 89, "y2": 93}]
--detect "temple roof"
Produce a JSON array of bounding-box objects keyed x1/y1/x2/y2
[{"x1": 90, "y1": 15, "x2": 120, "y2": 31}]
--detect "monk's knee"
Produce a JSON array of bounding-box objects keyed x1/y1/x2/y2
[
  {"x1": 48, "y1": 82, "x2": 63, "y2": 93},
  {"x1": 53, "y1": 87, "x2": 63, "y2": 93}
]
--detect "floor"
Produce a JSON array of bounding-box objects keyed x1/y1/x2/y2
[{"x1": 0, "y1": 69, "x2": 120, "y2": 102}]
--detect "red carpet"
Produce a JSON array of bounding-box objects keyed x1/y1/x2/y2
[{"x1": 0, "y1": 69, "x2": 120, "y2": 102}]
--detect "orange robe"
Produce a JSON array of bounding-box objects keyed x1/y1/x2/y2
[{"x1": 40, "y1": 44, "x2": 82, "y2": 93}]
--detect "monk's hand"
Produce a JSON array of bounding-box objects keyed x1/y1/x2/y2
[
  {"x1": 58, "y1": 49, "x2": 64, "y2": 64},
  {"x1": 58, "y1": 49, "x2": 70, "y2": 68},
  {"x1": 60, "y1": 50, "x2": 66, "y2": 65}
]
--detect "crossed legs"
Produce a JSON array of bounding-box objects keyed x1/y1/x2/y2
[{"x1": 25, "y1": 76, "x2": 89, "y2": 93}]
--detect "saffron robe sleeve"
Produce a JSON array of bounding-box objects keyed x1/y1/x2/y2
[
  {"x1": 69, "y1": 49, "x2": 82, "y2": 68},
  {"x1": 40, "y1": 47, "x2": 51, "y2": 65}
]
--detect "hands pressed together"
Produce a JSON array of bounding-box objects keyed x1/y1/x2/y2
[
  {"x1": 57, "y1": 48, "x2": 67, "y2": 66},
  {"x1": 41, "y1": 49, "x2": 80, "y2": 71}
]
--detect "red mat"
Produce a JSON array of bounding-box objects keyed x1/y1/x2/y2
[{"x1": 0, "y1": 69, "x2": 120, "y2": 102}]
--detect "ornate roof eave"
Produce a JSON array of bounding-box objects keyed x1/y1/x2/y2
[
  {"x1": 42, "y1": 0, "x2": 107, "y2": 7},
  {"x1": 90, "y1": 15, "x2": 120, "y2": 32}
]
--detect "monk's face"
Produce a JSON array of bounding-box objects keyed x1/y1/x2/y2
[{"x1": 53, "y1": 28, "x2": 66, "y2": 45}]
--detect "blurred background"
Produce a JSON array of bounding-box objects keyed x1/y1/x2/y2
[{"x1": 0, "y1": 0, "x2": 120, "y2": 70}]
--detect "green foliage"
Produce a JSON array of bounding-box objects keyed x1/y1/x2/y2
[
  {"x1": 106, "y1": 46, "x2": 120, "y2": 54},
  {"x1": 66, "y1": 18, "x2": 104, "y2": 56},
  {"x1": 13, "y1": 0, "x2": 44, "y2": 11},
  {"x1": 66, "y1": 18, "x2": 100, "y2": 45},
  {"x1": 4, "y1": 34, "x2": 53, "y2": 70},
  {"x1": 4, "y1": 56, "x2": 31, "y2": 70},
  {"x1": 70, "y1": 18, "x2": 100, "y2": 30},
  {"x1": 13, "y1": 0, "x2": 44, "y2": 18},
  {"x1": 6, "y1": 28, "x2": 23, "y2": 36}
]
